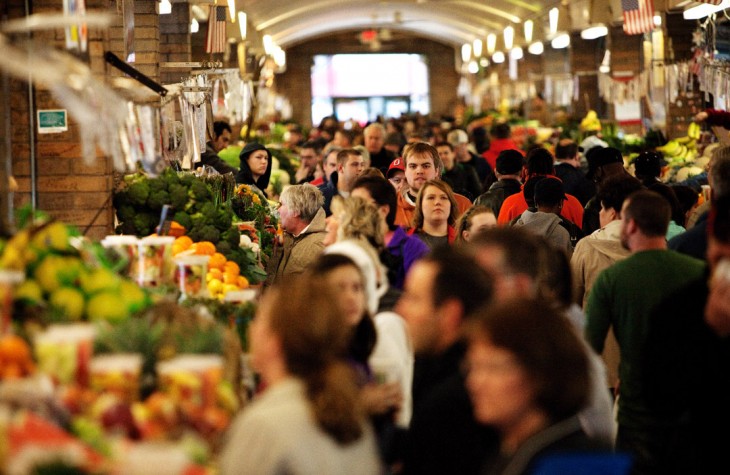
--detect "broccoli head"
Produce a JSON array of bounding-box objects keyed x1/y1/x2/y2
[
  {"x1": 148, "y1": 178, "x2": 168, "y2": 194},
  {"x1": 127, "y1": 181, "x2": 150, "y2": 207},
  {"x1": 161, "y1": 168, "x2": 180, "y2": 186},
  {"x1": 133, "y1": 212, "x2": 158, "y2": 236},
  {"x1": 188, "y1": 224, "x2": 220, "y2": 244},
  {"x1": 221, "y1": 227, "x2": 241, "y2": 247},
  {"x1": 215, "y1": 241, "x2": 232, "y2": 254},
  {"x1": 116, "y1": 204, "x2": 136, "y2": 223},
  {"x1": 198, "y1": 202, "x2": 217, "y2": 219},
  {"x1": 146, "y1": 190, "x2": 170, "y2": 211},
  {"x1": 189, "y1": 212, "x2": 207, "y2": 229},
  {"x1": 168, "y1": 184, "x2": 189, "y2": 210},
  {"x1": 189, "y1": 179, "x2": 212, "y2": 202},
  {"x1": 173, "y1": 211, "x2": 193, "y2": 230},
  {"x1": 213, "y1": 208, "x2": 233, "y2": 230},
  {"x1": 179, "y1": 173, "x2": 195, "y2": 187}
]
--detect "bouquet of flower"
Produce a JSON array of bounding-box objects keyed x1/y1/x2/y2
[{"x1": 230, "y1": 185, "x2": 279, "y2": 261}]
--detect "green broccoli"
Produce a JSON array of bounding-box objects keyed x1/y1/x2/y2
[
  {"x1": 116, "y1": 221, "x2": 137, "y2": 235},
  {"x1": 215, "y1": 241, "x2": 232, "y2": 254},
  {"x1": 188, "y1": 224, "x2": 220, "y2": 244},
  {"x1": 116, "y1": 204, "x2": 136, "y2": 223},
  {"x1": 173, "y1": 211, "x2": 193, "y2": 230},
  {"x1": 198, "y1": 202, "x2": 217, "y2": 219},
  {"x1": 146, "y1": 190, "x2": 170, "y2": 211},
  {"x1": 189, "y1": 180, "x2": 212, "y2": 201},
  {"x1": 179, "y1": 173, "x2": 195, "y2": 187},
  {"x1": 133, "y1": 212, "x2": 158, "y2": 236},
  {"x1": 221, "y1": 227, "x2": 241, "y2": 247},
  {"x1": 148, "y1": 178, "x2": 167, "y2": 194},
  {"x1": 189, "y1": 212, "x2": 207, "y2": 229},
  {"x1": 168, "y1": 184, "x2": 189, "y2": 210},
  {"x1": 161, "y1": 168, "x2": 180, "y2": 186},
  {"x1": 127, "y1": 181, "x2": 150, "y2": 207},
  {"x1": 213, "y1": 208, "x2": 233, "y2": 230}
]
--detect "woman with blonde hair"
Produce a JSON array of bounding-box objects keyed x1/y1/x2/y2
[
  {"x1": 220, "y1": 275, "x2": 380, "y2": 474},
  {"x1": 410, "y1": 179, "x2": 460, "y2": 248}
]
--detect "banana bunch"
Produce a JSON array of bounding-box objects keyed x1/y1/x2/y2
[
  {"x1": 656, "y1": 122, "x2": 702, "y2": 167},
  {"x1": 580, "y1": 110, "x2": 601, "y2": 132}
]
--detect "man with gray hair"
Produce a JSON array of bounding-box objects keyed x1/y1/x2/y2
[
  {"x1": 265, "y1": 185, "x2": 327, "y2": 286},
  {"x1": 364, "y1": 122, "x2": 396, "y2": 173},
  {"x1": 669, "y1": 144, "x2": 730, "y2": 260},
  {"x1": 446, "y1": 128, "x2": 491, "y2": 183}
]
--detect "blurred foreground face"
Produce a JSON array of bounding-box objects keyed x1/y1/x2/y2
[
  {"x1": 326, "y1": 265, "x2": 366, "y2": 326},
  {"x1": 464, "y1": 213, "x2": 497, "y2": 241},
  {"x1": 249, "y1": 294, "x2": 277, "y2": 375},
  {"x1": 465, "y1": 338, "x2": 534, "y2": 428},
  {"x1": 396, "y1": 261, "x2": 440, "y2": 355}
]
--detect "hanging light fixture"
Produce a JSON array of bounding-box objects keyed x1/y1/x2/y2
[
  {"x1": 528, "y1": 41, "x2": 544, "y2": 55},
  {"x1": 461, "y1": 43, "x2": 472, "y2": 63},
  {"x1": 503, "y1": 25, "x2": 514, "y2": 50},
  {"x1": 473, "y1": 38, "x2": 483, "y2": 57},
  {"x1": 190, "y1": 18, "x2": 199, "y2": 33},
  {"x1": 238, "y1": 11, "x2": 247, "y2": 40},
  {"x1": 581, "y1": 24, "x2": 608, "y2": 40},
  {"x1": 510, "y1": 46, "x2": 524, "y2": 60},
  {"x1": 487, "y1": 33, "x2": 497, "y2": 54},
  {"x1": 653, "y1": 14, "x2": 662, "y2": 27},
  {"x1": 263, "y1": 35, "x2": 274, "y2": 56},
  {"x1": 684, "y1": 0, "x2": 730, "y2": 20},
  {"x1": 479, "y1": 57, "x2": 489, "y2": 67},
  {"x1": 228, "y1": 0, "x2": 236, "y2": 22},
  {"x1": 158, "y1": 0, "x2": 171, "y2": 15},
  {"x1": 492, "y1": 51, "x2": 505, "y2": 63},
  {"x1": 549, "y1": 7, "x2": 559, "y2": 36},
  {"x1": 551, "y1": 33, "x2": 570, "y2": 49},
  {"x1": 468, "y1": 60, "x2": 479, "y2": 74},
  {"x1": 524, "y1": 20, "x2": 534, "y2": 43},
  {"x1": 599, "y1": 50, "x2": 611, "y2": 73},
  {"x1": 580, "y1": 0, "x2": 610, "y2": 40}
]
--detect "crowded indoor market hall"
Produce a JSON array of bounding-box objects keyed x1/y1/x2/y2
[{"x1": 2, "y1": 0, "x2": 730, "y2": 473}]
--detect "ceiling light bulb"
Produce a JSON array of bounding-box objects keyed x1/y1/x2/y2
[
  {"x1": 581, "y1": 24, "x2": 608, "y2": 40},
  {"x1": 479, "y1": 57, "x2": 489, "y2": 67},
  {"x1": 487, "y1": 33, "x2": 497, "y2": 54},
  {"x1": 528, "y1": 41, "x2": 544, "y2": 55},
  {"x1": 190, "y1": 18, "x2": 199, "y2": 33},
  {"x1": 549, "y1": 7, "x2": 559, "y2": 35},
  {"x1": 653, "y1": 14, "x2": 662, "y2": 26},
  {"x1": 263, "y1": 35, "x2": 274, "y2": 55},
  {"x1": 228, "y1": 0, "x2": 236, "y2": 22},
  {"x1": 238, "y1": 12, "x2": 247, "y2": 40},
  {"x1": 504, "y1": 25, "x2": 514, "y2": 50},
  {"x1": 510, "y1": 46, "x2": 523, "y2": 60},
  {"x1": 158, "y1": 0, "x2": 171, "y2": 15},
  {"x1": 468, "y1": 60, "x2": 479, "y2": 74},
  {"x1": 683, "y1": 0, "x2": 730, "y2": 20},
  {"x1": 461, "y1": 43, "x2": 472, "y2": 63},
  {"x1": 551, "y1": 33, "x2": 570, "y2": 49},
  {"x1": 473, "y1": 38, "x2": 483, "y2": 57},
  {"x1": 492, "y1": 51, "x2": 505, "y2": 64},
  {"x1": 524, "y1": 20, "x2": 534, "y2": 43}
]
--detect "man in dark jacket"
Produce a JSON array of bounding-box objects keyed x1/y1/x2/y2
[
  {"x1": 474, "y1": 149, "x2": 523, "y2": 216},
  {"x1": 200, "y1": 120, "x2": 238, "y2": 175},
  {"x1": 437, "y1": 142, "x2": 482, "y2": 201},
  {"x1": 397, "y1": 247, "x2": 498, "y2": 475},
  {"x1": 554, "y1": 139, "x2": 595, "y2": 206}
]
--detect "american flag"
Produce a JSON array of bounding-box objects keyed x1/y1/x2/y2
[
  {"x1": 621, "y1": 0, "x2": 654, "y2": 36},
  {"x1": 205, "y1": 5, "x2": 227, "y2": 54},
  {"x1": 696, "y1": 0, "x2": 724, "y2": 4}
]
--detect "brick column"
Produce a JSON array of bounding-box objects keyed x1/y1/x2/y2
[{"x1": 160, "y1": 2, "x2": 192, "y2": 85}]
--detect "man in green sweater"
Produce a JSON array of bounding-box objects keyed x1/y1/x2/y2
[{"x1": 585, "y1": 190, "x2": 708, "y2": 474}]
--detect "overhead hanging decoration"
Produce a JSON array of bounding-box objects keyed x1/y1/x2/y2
[{"x1": 621, "y1": 0, "x2": 655, "y2": 35}]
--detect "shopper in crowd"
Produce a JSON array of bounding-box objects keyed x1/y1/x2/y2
[
  {"x1": 585, "y1": 190, "x2": 709, "y2": 474},
  {"x1": 481, "y1": 122, "x2": 523, "y2": 171},
  {"x1": 705, "y1": 193, "x2": 730, "y2": 337},
  {"x1": 436, "y1": 142, "x2": 481, "y2": 201},
  {"x1": 310, "y1": 145, "x2": 340, "y2": 187},
  {"x1": 511, "y1": 176, "x2": 576, "y2": 254},
  {"x1": 554, "y1": 139, "x2": 595, "y2": 206},
  {"x1": 236, "y1": 142, "x2": 273, "y2": 199},
  {"x1": 670, "y1": 145, "x2": 730, "y2": 260},
  {"x1": 453, "y1": 205, "x2": 496, "y2": 246},
  {"x1": 447, "y1": 128, "x2": 492, "y2": 184},
  {"x1": 582, "y1": 146, "x2": 631, "y2": 235},
  {"x1": 351, "y1": 175, "x2": 429, "y2": 290},
  {"x1": 395, "y1": 142, "x2": 471, "y2": 227},
  {"x1": 364, "y1": 123, "x2": 397, "y2": 173},
  {"x1": 200, "y1": 120, "x2": 238, "y2": 175},
  {"x1": 474, "y1": 149, "x2": 523, "y2": 217},
  {"x1": 396, "y1": 247, "x2": 499, "y2": 475},
  {"x1": 670, "y1": 184, "x2": 701, "y2": 228},
  {"x1": 466, "y1": 228, "x2": 617, "y2": 445},
  {"x1": 265, "y1": 185, "x2": 327, "y2": 286},
  {"x1": 646, "y1": 182, "x2": 686, "y2": 240},
  {"x1": 497, "y1": 147, "x2": 584, "y2": 228},
  {"x1": 294, "y1": 140, "x2": 322, "y2": 184},
  {"x1": 409, "y1": 180, "x2": 459, "y2": 249},
  {"x1": 310, "y1": 252, "x2": 405, "y2": 467},
  {"x1": 283, "y1": 123, "x2": 305, "y2": 151},
  {"x1": 386, "y1": 158, "x2": 406, "y2": 194},
  {"x1": 219, "y1": 275, "x2": 381, "y2": 475},
  {"x1": 333, "y1": 128, "x2": 355, "y2": 149},
  {"x1": 465, "y1": 298, "x2": 616, "y2": 475},
  {"x1": 318, "y1": 148, "x2": 366, "y2": 215}
]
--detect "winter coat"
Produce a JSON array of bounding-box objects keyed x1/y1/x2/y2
[
  {"x1": 513, "y1": 210, "x2": 573, "y2": 256},
  {"x1": 265, "y1": 208, "x2": 327, "y2": 286},
  {"x1": 236, "y1": 142, "x2": 273, "y2": 198},
  {"x1": 474, "y1": 178, "x2": 521, "y2": 217}
]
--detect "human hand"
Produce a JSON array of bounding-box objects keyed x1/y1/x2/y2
[
  {"x1": 695, "y1": 111, "x2": 709, "y2": 123},
  {"x1": 360, "y1": 382, "x2": 402, "y2": 416}
]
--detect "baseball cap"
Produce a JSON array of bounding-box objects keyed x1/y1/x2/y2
[
  {"x1": 586, "y1": 147, "x2": 624, "y2": 180},
  {"x1": 633, "y1": 151, "x2": 664, "y2": 178},
  {"x1": 496, "y1": 149, "x2": 524, "y2": 175},
  {"x1": 387, "y1": 158, "x2": 405, "y2": 178},
  {"x1": 447, "y1": 129, "x2": 469, "y2": 146}
]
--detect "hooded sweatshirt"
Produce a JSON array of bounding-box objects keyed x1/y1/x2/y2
[
  {"x1": 513, "y1": 210, "x2": 573, "y2": 256},
  {"x1": 236, "y1": 142, "x2": 273, "y2": 198}
]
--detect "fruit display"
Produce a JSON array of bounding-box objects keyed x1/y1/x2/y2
[
  {"x1": 654, "y1": 122, "x2": 710, "y2": 183},
  {"x1": 0, "y1": 334, "x2": 35, "y2": 380}
]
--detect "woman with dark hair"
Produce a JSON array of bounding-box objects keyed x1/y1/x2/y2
[
  {"x1": 220, "y1": 275, "x2": 380, "y2": 474},
  {"x1": 236, "y1": 142, "x2": 273, "y2": 198},
  {"x1": 465, "y1": 298, "x2": 616, "y2": 474},
  {"x1": 409, "y1": 179, "x2": 459, "y2": 249},
  {"x1": 454, "y1": 205, "x2": 497, "y2": 246}
]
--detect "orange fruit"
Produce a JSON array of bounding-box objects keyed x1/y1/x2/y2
[
  {"x1": 174, "y1": 236, "x2": 193, "y2": 251},
  {"x1": 223, "y1": 273, "x2": 238, "y2": 285},
  {"x1": 208, "y1": 253, "x2": 227, "y2": 270},
  {"x1": 0, "y1": 335, "x2": 31, "y2": 364},
  {"x1": 207, "y1": 268, "x2": 224, "y2": 282},
  {"x1": 237, "y1": 275, "x2": 249, "y2": 289},
  {"x1": 192, "y1": 241, "x2": 216, "y2": 256},
  {"x1": 223, "y1": 261, "x2": 240, "y2": 277}
]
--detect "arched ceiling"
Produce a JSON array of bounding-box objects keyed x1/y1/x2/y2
[{"x1": 238, "y1": 0, "x2": 580, "y2": 48}]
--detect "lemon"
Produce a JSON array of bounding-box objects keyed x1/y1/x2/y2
[
  {"x1": 119, "y1": 280, "x2": 149, "y2": 313},
  {"x1": 49, "y1": 287, "x2": 85, "y2": 321},
  {"x1": 31, "y1": 222, "x2": 70, "y2": 251},
  {"x1": 81, "y1": 268, "x2": 121, "y2": 295},
  {"x1": 34, "y1": 255, "x2": 65, "y2": 293},
  {"x1": 87, "y1": 292, "x2": 128, "y2": 323},
  {"x1": 15, "y1": 279, "x2": 42, "y2": 303}
]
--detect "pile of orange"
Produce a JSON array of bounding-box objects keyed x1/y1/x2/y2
[{"x1": 0, "y1": 334, "x2": 35, "y2": 380}]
